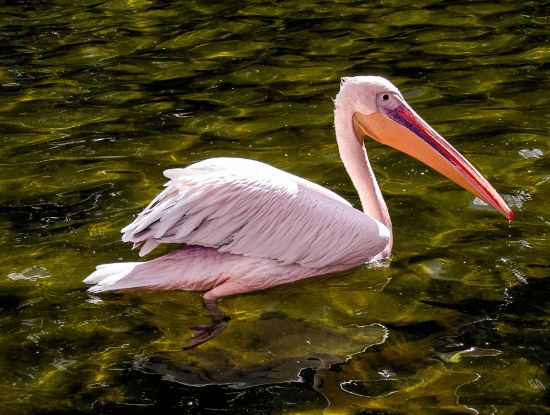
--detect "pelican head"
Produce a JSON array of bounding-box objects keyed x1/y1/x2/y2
[{"x1": 337, "y1": 76, "x2": 513, "y2": 220}]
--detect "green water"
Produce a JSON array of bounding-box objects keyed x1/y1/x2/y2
[{"x1": 1, "y1": 0, "x2": 548, "y2": 413}]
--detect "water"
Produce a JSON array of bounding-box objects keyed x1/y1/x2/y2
[{"x1": 1, "y1": 1, "x2": 548, "y2": 414}]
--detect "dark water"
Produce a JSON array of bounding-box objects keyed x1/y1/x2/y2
[{"x1": 1, "y1": 1, "x2": 548, "y2": 414}]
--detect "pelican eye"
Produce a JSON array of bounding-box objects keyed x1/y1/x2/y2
[{"x1": 382, "y1": 94, "x2": 390, "y2": 101}]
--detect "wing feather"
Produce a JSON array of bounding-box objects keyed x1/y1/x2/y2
[{"x1": 122, "y1": 157, "x2": 389, "y2": 269}]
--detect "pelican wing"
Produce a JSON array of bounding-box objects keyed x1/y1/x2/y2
[{"x1": 121, "y1": 157, "x2": 389, "y2": 269}]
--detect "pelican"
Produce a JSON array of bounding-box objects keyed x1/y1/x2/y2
[{"x1": 85, "y1": 76, "x2": 512, "y2": 347}]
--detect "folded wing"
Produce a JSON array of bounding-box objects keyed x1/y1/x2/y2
[{"x1": 121, "y1": 157, "x2": 389, "y2": 269}]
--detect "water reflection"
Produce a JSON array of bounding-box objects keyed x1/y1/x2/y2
[{"x1": 140, "y1": 314, "x2": 387, "y2": 387}]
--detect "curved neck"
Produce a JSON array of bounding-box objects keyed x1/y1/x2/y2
[{"x1": 334, "y1": 106, "x2": 393, "y2": 241}]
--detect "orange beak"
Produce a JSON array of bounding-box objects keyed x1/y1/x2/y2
[{"x1": 353, "y1": 97, "x2": 513, "y2": 220}]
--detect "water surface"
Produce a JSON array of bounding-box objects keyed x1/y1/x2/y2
[{"x1": 0, "y1": 1, "x2": 548, "y2": 414}]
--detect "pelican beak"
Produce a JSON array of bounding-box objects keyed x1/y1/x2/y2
[{"x1": 353, "y1": 97, "x2": 513, "y2": 220}]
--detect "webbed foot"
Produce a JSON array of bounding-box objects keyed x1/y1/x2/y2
[{"x1": 182, "y1": 300, "x2": 230, "y2": 350}]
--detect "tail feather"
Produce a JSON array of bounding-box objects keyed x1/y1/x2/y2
[
  {"x1": 85, "y1": 262, "x2": 145, "y2": 292},
  {"x1": 84, "y1": 247, "x2": 224, "y2": 293}
]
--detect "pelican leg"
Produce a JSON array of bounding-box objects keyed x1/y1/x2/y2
[{"x1": 182, "y1": 299, "x2": 230, "y2": 350}]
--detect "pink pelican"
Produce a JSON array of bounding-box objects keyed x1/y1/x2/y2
[{"x1": 85, "y1": 76, "x2": 513, "y2": 347}]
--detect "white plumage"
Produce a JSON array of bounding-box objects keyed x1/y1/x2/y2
[
  {"x1": 121, "y1": 158, "x2": 389, "y2": 268},
  {"x1": 85, "y1": 76, "x2": 511, "y2": 302}
]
